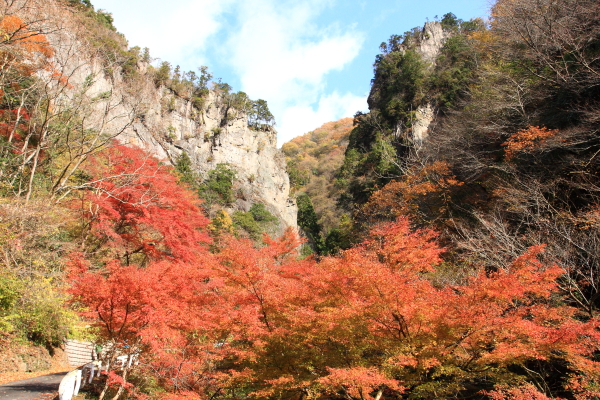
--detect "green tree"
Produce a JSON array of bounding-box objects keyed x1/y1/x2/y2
[
  {"x1": 198, "y1": 163, "x2": 237, "y2": 207},
  {"x1": 441, "y1": 12, "x2": 459, "y2": 29},
  {"x1": 323, "y1": 214, "x2": 354, "y2": 255},
  {"x1": 174, "y1": 151, "x2": 196, "y2": 187},
  {"x1": 197, "y1": 66, "x2": 212, "y2": 91},
  {"x1": 297, "y1": 193, "x2": 324, "y2": 252},
  {"x1": 249, "y1": 203, "x2": 278, "y2": 224},
  {"x1": 93, "y1": 9, "x2": 116, "y2": 31},
  {"x1": 231, "y1": 203, "x2": 278, "y2": 241},
  {"x1": 248, "y1": 99, "x2": 275, "y2": 129},
  {"x1": 153, "y1": 61, "x2": 171, "y2": 87}
]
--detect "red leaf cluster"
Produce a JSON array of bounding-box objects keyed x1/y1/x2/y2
[{"x1": 74, "y1": 143, "x2": 210, "y2": 264}]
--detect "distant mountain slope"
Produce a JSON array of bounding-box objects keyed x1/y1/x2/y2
[
  {"x1": 282, "y1": 118, "x2": 353, "y2": 253},
  {"x1": 282, "y1": 118, "x2": 353, "y2": 250}
]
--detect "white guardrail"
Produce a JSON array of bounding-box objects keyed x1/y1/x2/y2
[
  {"x1": 58, "y1": 339, "x2": 94, "y2": 400},
  {"x1": 58, "y1": 357, "x2": 135, "y2": 400},
  {"x1": 58, "y1": 369, "x2": 82, "y2": 400},
  {"x1": 59, "y1": 338, "x2": 138, "y2": 400}
]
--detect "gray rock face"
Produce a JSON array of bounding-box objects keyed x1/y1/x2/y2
[
  {"x1": 418, "y1": 22, "x2": 451, "y2": 65},
  {"x1": 27, "y1": 0, "x2": 297, "y2": 233},
  {"x1": 411, "y1": 103, "x2": 435, "y2": 145},
  {"x1": 157, "y1": 92, "x2": 298, "y2": 232},
  {"x1": 103, "y1": 82, "x2": 297, "y2": 233},
  {"x1": 412, "y1": 22, "x2": 449, "y2": 146},
  {"x1": 394, "y1": 22, "x2": 449, "y2": 146},
  {"x1": 130, "y1": 90, "x2": 297, "y2": 234}
]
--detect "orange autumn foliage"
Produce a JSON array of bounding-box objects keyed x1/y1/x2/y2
[
  {"x1": 66, "y1": 145, "x2": 600, "y2": 400},
  {"x1": 318, "y1": 367, "x2": 404, "y2": 400},
  {"x1": 0, "y1": 14, "x2": 54, "y2": 60},
  {"x1": 72, "y1": 143, "x2": 211, "y2": 264},
  {"x1": 503, "y1": 126, "x2": 560, "y2": 160},
  {"x1": 299, "y1": 229, "x2": 597, "y2": 398},
  {"x1": 487, "y1": 384, "x2": 565, "y2": 400},
  {"x1": 199, "y1": 217, "x2": 598, "y2": 399},
  {"x1": 364, "y1": 161, "x2": 463, "y2": 224},
  {"x1": 0, "y1": 14, "x2": 56, "y2": 154}
]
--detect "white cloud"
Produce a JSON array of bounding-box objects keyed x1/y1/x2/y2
[
  {"x1": 223, "y1": 0, "x2": 365, "y2": 144},
  {"x1": 153, "y1": 0, "x2": 234, "y2": 65},
  {"x1": 278, "y1": 91, "x2": 367, "y2": 145},
  {"x1": 92, "y1": 0, "x2": 232, "y2": 67}
]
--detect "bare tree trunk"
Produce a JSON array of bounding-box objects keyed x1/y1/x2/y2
[
  {"x1": 110, "y1": 361, "x2": 131, "y2": 400},
  {"x1": 24, "y1": 145, "x2": 40, "y2": 202}
]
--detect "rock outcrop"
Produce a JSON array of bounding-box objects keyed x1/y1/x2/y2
[
  {"x1": 25, "y1": 0, "x2": 297, "y2": 233},
  {"x1": 410, "y1": 22, "x2": 449, "y2": 146},
  {"x1": 418, "y1": 22, "x2": 451, "y2": 65},
  {"x1": 125, "y1": 85, "x2": 296, "y2": 233},
  {"x1": 377, "y1": 21, "x2": 449, "y2": 146}
]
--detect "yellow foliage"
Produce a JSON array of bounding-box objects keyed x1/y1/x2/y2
[{"x1": 209, "y1": 209, "x2": 235, "y2": 235}]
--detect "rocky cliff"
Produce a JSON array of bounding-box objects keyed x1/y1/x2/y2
[
  {"x1": 25, "y1": 0, "x2": 297, "y2": 232},
  {"x1": 368, "y1": 21, "x2": 450, "y2": 146},
  {"x1": 408, "y1": 22, "x2": 449, "y2": 145},
  {"x1": 117, "y1": 84, "x2": 297, "y2": 234}
]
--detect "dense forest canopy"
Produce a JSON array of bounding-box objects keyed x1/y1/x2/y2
[{"x1": 1, "y1": 0, "x2": 600, "y2": 399}]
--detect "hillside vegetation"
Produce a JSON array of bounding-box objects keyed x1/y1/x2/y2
[
  {"x1": 1, "y1": 0, "x2": 600, "y2": 399},
  {"x1": 282, "y1": 118, "x2": 354, "y2": 254},
  {"x1": 336, "y1": 1, "x2": 600, "y2": 288}
]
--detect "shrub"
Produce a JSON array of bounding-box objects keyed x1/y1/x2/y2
[
  {"x1": 15, "y1": 278, "x2": 76, "y2": 346},
  {"x1": 232, "y1": 203, "x2": 278, "y2": 241},
  {"x1": 175, "y1": 151, "x2": 197, "y2": 187},
  {"x1": 249, "y1": 203, "x2": 278, "y2": 223},
  {"x1": 198, "y1": 163, "x2": 237, "y2": 207},
  {"x1": 1, "y1": 273, "x2": 76, "y2": 346}
]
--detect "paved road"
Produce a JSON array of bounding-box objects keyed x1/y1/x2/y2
[{"x1": 0, "y1": 371, "x2": 67, "y2": 399}]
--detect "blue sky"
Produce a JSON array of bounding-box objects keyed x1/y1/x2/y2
[{"x1": 91, "y1": 0, "x2": 490, "y2": 145}]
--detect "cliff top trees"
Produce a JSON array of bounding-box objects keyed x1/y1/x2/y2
[
  {"x1": 151, "y1": 62, "x2": 276, "y2": 131},
  {"x1": 248, "y1": 98, "x2": 275, "y2": 130}
]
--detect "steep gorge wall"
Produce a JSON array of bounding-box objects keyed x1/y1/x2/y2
[
  {"x1": 409, "y1": 22, "x2": 449, "y2": 145},
  {"x1": 24, "y1": 0, "x2": 297, "y2": 232},
  {"x1": 369, "y1": 21, "x2": 450, "y2": 146}
]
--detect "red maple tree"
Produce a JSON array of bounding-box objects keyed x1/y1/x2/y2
[{"x1": 72, "y1": 143, "x2": 211, "y2": 265}]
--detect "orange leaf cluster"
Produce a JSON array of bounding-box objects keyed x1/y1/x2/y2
[
  {"x1": 487, "y1": 384, "x2": 564, "y2": 400},
  {"x1": 364, "y1": 161, "x2": 463, "y2": 223},
  {"x1": 0, "y1": 15, "x2": 54, "y2": 59},
  {"x1": 73, "y1": 143, "x2": 211, "y2": 264},
  {"x1": 503, "y1": 126, "x2": 560, "y2": 160},
  {"x1": 0, "y1": 14, "x2": 57, "y2": 162}
]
